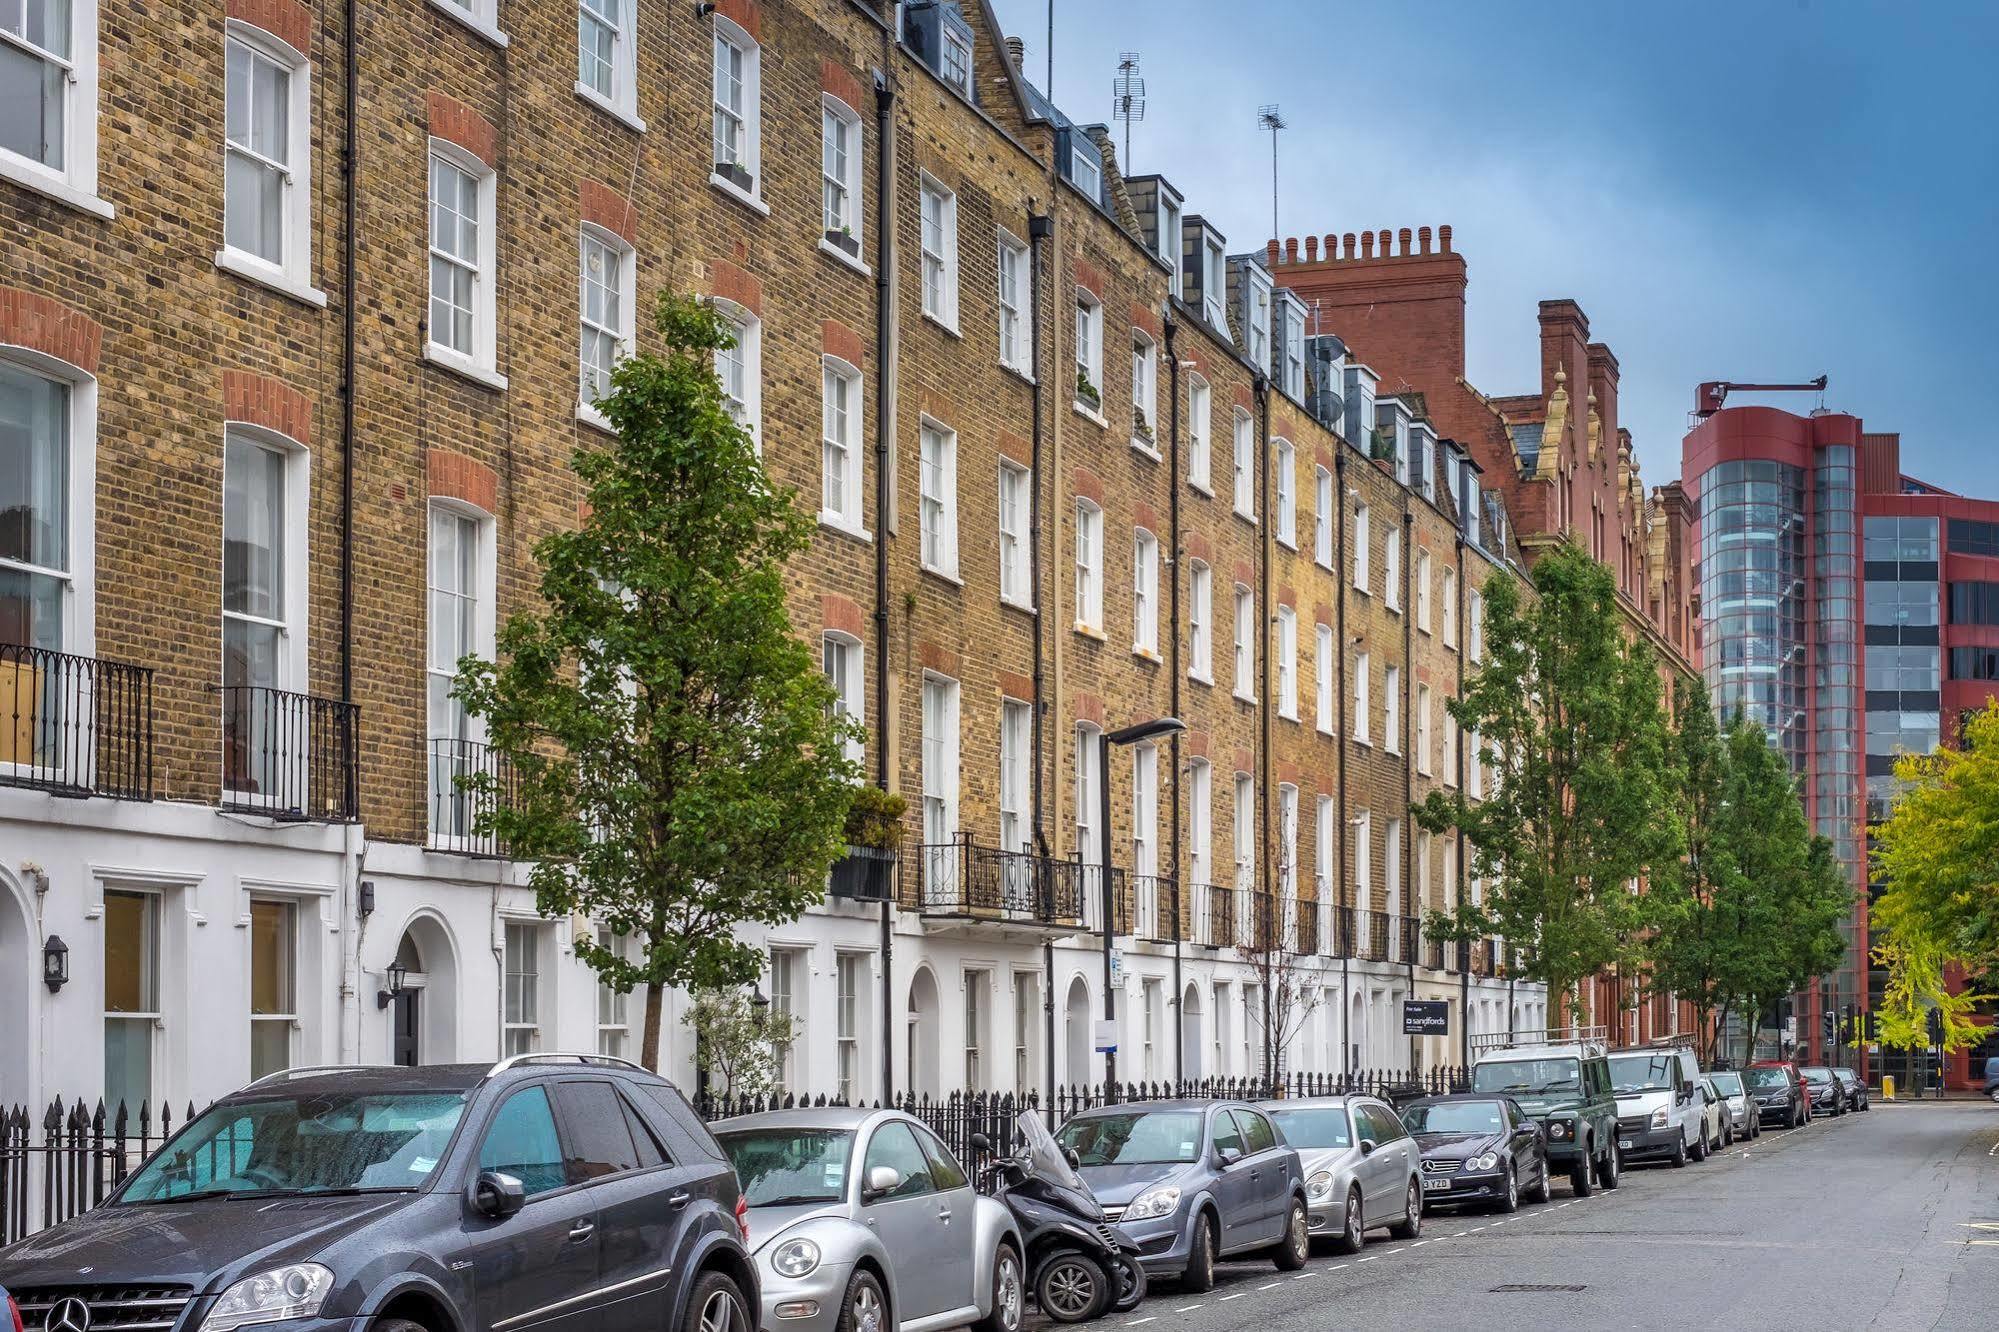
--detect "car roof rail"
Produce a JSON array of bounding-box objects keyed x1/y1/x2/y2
[
  {"x1": 486, "y1": 1052, "x2": 652, "y2": 1078},
  {"x1": 246, "y1": 1064, "x2": 375, "y2": 1087},
  {"x1": 1468, "y1": 1026, "x2": 1609, "y2": 1058}
]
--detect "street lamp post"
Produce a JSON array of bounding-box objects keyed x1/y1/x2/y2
[{"x1": 1099, "y1": 716, "x2": 1185, "y2": 1098}]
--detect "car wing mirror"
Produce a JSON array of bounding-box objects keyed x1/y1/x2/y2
[
  {"x1": 472, "y1": 1170, "x2": 526, "y2": 1219},
  {"x1": 969, "y1": 1131, "x2": 992, "y2": 1154},
  {"x1": 1216, "y1": 1146, "x2": 1242, "y2": 1168},
  {"x1": 1358, "y1": 1139, "x2": 1377, "y2": 1157},
  {"x1": 862, "y1": 1165, "x2": 901, "y2": 1201},
  {"x1": 1065, "y1": 1148, "x2": 1083, "y2": 1171}
]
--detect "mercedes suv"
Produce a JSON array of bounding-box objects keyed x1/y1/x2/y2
[{"x1": 0, "y1": 1056, "x2": 757, "y2": 1332}]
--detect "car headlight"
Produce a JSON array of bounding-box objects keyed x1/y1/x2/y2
[
  {"x1": 1650, "y1": 1108, "x2": 1669, "y2": 1129},
  {"x1": 1306, "y1": 1170, "x2": 1334, "y2": 1200},
  {"x1": 1124, "y1": 1185, "x2": 1182, "y2": 1221},
  {"x1": 200, "y1": 1263, "x2": 334, "y2": 1332},
  {"x1": 1470, "y1": 1153, "x2": 1499, "y2": 1171},
  {"x1": 772, "y1": 1239, "x2": 822, "y2": 1278},
  {"x1": 1547, "y1": 1119, "x2": 1571, "y2": 1140}
]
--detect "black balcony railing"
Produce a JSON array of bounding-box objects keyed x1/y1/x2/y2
[
  {"x1": 1112, "y1": 871, "x2": 1180, "y2": 943},
  {"x1": 219, "y1": 685, "x2": 359, "y2": 821},
  {"x1": 1332, "y1": 904, "x2": 1356, "y2": 957},
  {"x1": 906, "y1": 837, "x2": 1085, "y2": 928},
  {"x1": 1295, "y1": 897, "x2": 1322, "y2": 954},
  {"x1": 427, "y1": 737, "x2": 514, "y2": 856},
  {"x1": 1396, "y1": 915, "x2": 1421, "y2": 965},
  {"x1": 0, "y1": 642, "x2": 153, "y2": 800},
  {"x1": 1356, "y1": 908, "x2": 1392, "y2": 961}
]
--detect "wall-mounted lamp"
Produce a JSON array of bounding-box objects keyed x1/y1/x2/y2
[
  {"x1": 693, "y1": 2, "x2": 717, "y2": 16},
  {"x1": 42, "y1": 934, "x2": 69, "y2": 993},
  {"x1": 749, "y1": 985, "x2": 770, "y2": 1015},
  {"x1": 359, "y1": 880, "x2": 376, "y2": 916},
  {"x1": 376, "y1": 959, "x2": 409, "y2": 1010}
]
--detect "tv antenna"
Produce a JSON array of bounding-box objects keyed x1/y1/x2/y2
[
  {"x1": 1113, "y1": 53, "x2": 1146, "y2": 168},
  {"x1": 1258, "y1": 104, "x2": 1286, "y2": 246}
]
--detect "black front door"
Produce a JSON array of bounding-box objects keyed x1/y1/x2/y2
[{"x1": 393, "y1": 989, "x2": 421, "y2": 1066}]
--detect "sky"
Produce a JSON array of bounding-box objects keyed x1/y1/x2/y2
[{"x1": 987, "y1": 0, "x2": 1999, "y2": 496}]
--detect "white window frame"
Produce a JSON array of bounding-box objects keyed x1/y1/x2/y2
[
  {"x1": 595, "y1": 927, "x2": 636, "y2": 1059},
  {"x1": 964, "y1": 968, "x2": 990, "y2": 1089},
  {"x1": 823, "y1": 631, "x2": 865, "y2": 767},
  {"x1": 0, "y1": 0, "x2": 108, "y2": 218},
  {"x1": 1416, "y1": 549, "x2": 1432, "y2": 632},
  {"x1": 1232, "y1": 583, "x2": 1255, "y2": 702},
  {"x1": 1353, "y1": 650, "x2": 1371, "y2": 745},
  {"x1": 426, "y1": 499, "x2": 498, "y2": 849},
  {"x1": 430, "y1": 0, "x2": 508, "y2": 48},
  {"x1": 835, "y1": 952, "x2": 865, "y2": 1100},
  {"x1": 1281, "y1": 302, "x2": 1305, "y2": 399},
  {"x1": 820, "y1": 355, "x2": 866, "y2": 534},
  {"x1": 101, "y1": 887, "x2": 160, "y2": 1112},
  {"x1": 1352, "y1": 810, "x2": 1372, "y2": 915},
  {"x1": 1443, "y1": 711, "x2": 1459, "y2": 787},
  {"x1": 0, "y1": 352, "x2": 96, "y2": 668},
  {"x1": 1202, "y1": 236, "x2": 1227, "y2": 332},
  {"x1": 1244, "y1": 269, "x2": 1273, "y2": 371},
  {"x1": 1231, "y1": 408, "x2": 1254, "y2": 519},
  {"x1": 502, "y1": 920, "x2": 546, "y2": 1056},
  {"x1": 1385, "y1": 527, "x2": 1402, "y2": 612},
  {"x1": 1469, "y1": 587, "x2": 1485, "y2": 662},
  {"x1": 247, "y1": 897, "x2": 298, "y2": 1080},
  {"x1": 1442, "y1": 567, "x2": 1459, "y2": 648},
  {"x1": 920, "y1": 174, "x2": 959, "y2": 330},
  {"x1": 1315, "y1": 622, "x2": 1334, "y2": 733},
  {"x1": 1159, "y1": 194, "x2": 1183, "y2": 297},
  {"x1": 1133, "y1": 527, "x2": 1159, "y2": 656},
  {"x1": 1274, "y1": 437, "x2": 1296, "y2": 546},
  {"x1": 577, "y1": 226, "x2": 635, "y2": 427},
  {"x1": 1131, "y1": 330, "x2": 1158, "y2": 454},
  {"x1": 1075, "y1": 723, "x2": 1104, "y2": 923},
  {"x1": 1232, "y1": 773, "x2": 1254, "y2": 897},
  {"x1": 921, "y1": 671, "x2": 961, "y2": 849},
  {"x1": 426, "y1": 142, "x2": 503, "y2": 386},
  {"x1": 1069, "y1": 144, "x2": 1101, "y2": 200},
  {"x1": 710, "y1": 17, "x2": 763, "y2": 206},
  {"x1": 821, "y1": 95, "x2": 861, "y2": 246},
  {"x1": 765, "y1": 946, "x2": 799, "y2": 1088},
  {"x1": 918, "y1": 417, "x2": 958, "y2": 578},
  {"x1": 1384, "y1": 665, "x2": 1401, "y2": 754},
  {"x1": 1385, "y1": 819, "x2": 1403, "y2": 920},
  {"x1": 939, "y1": 23, "x2": 973, "y2": 94},
  {"x1": 1276, "y1": 605, "x2": 1298, "y2": 720},
  {"x1": 711, "y1": 300, "x2": 762, "y2": 446},
  {"x1": 1278, "y1": 782, "x2": 1299, "y2": 903},
  {"x1": 1352, "y1": 503, "x2": 1370, "y2": 593},
  {"x1": 1000, "y1": 696, "x2": 1031, "y2": 852},
  {"x1": 1132, "y1": 741, "x2": 1159, "y2": 882},
  {"x1": 1187, "y1": 374, "x2": 1212, "y2": 492},
  {"x1": 1188, "y1": 560, "x2": 1212, "y2": 682},
  {"x1": 1188, "y1": 757, "x2": 1212, "y2": 886},
  {"x1": 217, "y1": 24, "x2": 320, "y2": 304},
  {"x1": 219, "y1": 424, "x2": 311, "y2": 804},
  {"x1": 1416, "y1": 683, "x2": 1433, "y2": 777},
  {"x1": 1073, "y1": 498, "x2": 1103, "y2": 632},
  {"x1": 1314, "y1": 465, "x2": 1333, "y2": 566},
  {"x1": 576, "y1": 0, "x2": 643, "y2": 129},
  {"x1": 997, "y1": 229, "x2": 1031, "y2": 373},
  {"x1": 998, "y1": 459, "x2": 1031, "y2": 608},
  {"x1": 1073, "y1": 290, "x2": 1104, "y2": 417}
]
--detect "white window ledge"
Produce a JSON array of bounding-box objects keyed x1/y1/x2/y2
[
  {"x1": 214, "y1": 249, "x2": 328, "y2": 309},
  {"x1": 575, "y1": 83, "x2": 647, "y2": 134},
  {"x1": 818, "y1": 236, "x2": 872, "y2": 278},
  {"x1": 426, "y1": 0, "x2": 509, "y2": 48},
  {"x1": 1132, "y1": 646, "x2": 1162, "y2": 663},
  {"x1": 819, "y1": 513, "x2": 873, "y2": 543},
  {"x1": 1188, "y1": 479, "x2": 1214, "y2": 498},
  {"x1": 1072, "y1": 401, "x2": 1108, "y2": 428},
  {"x1": 0, "y1": 156, "x2": 115, "y2": 219},
  {"x1": 425, "y1": 344, "x2": 510, "y2": 392},
  {"x1": 1000, "y1": 594, "x2": 1037, "y2": 615},
  {"x1": 1188, "y1": 670, "x2": 1213, "y2": 687},
  {"x1": 1131, "y1": 437, "x2": 1161, "y2": 462},
  {"x1": 709, "y1": 173, "x2": 770, "y2": 216},
  {"x1": 921, "y1": 310, "x2": 962, "y2": 339},
  {"x1": 1000, "y1": 362, "x2": 1035, "y2": 387},
  {"x1": 1072, "y1": 623, "x2": 1105, "y2": 641},
  {"x1": 1233, "y1": 689, "x2": 1257, "y2": 704},
  {"x1": 576, "y1": 401, "x2": 617, "y2": 435},
  {"x1": 920, "y1": 564, "x2": 964, "y2": 588}
]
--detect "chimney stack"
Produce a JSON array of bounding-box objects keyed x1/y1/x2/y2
[{"x1": 1005, "y1": 36, "x2": 1025, "y2": 72}]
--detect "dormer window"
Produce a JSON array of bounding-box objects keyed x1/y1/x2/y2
[
  {"x1": 941, "y1": 25, "x2": 972, "y2": 94},
  {"x1": 1242, "y1": 269, "x2": 1272, "y2": 371},
  {"x1": 1203, "y1": 236, "x2": 1226, "y2": 332},
  {"x1": 1070, "y1": 145, "x2": 1100, "y2": 202},
  {"x1": 1159, "y1": 195, "x2": 1183, "y2": 297},
  {"x1": 1280, "y1": 301, "x2": 1304, "y2": 400}
]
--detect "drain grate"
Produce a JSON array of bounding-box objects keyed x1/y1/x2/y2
[{"x1": 1490, "y1": 1284, "x2": 1586, "y2": 1294}]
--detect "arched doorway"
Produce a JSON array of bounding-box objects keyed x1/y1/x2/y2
[
  {"x1": 1180, "y1": 983, "x2": 1204, "y2": 1080},
  {"x1": 388, "y1": 912, "x2": 459, "y2": 1066},
  {"x1": 1348, "y1": 991, "x2": 1366, "y2": 1073},
  {"x1": 0, "y1": 869, "x2": 34, "y2": 1106},
  {"x1": 1063, "y1": 975, "x2": 1092, "y2": 1088},
  {"x1": 906, "y1": 967, "x2": 940, "y2": 1100}
]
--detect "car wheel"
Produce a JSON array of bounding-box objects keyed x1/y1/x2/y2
[
  {"x1": 1111, "y1": 1254, "x2": 1147, "y2": 1313},
  {"x1": 1034, "y1": 1251, "x2": 1106, "y2": 1324},
  {"x1": 1183, "y1": 1212, "x2": 1217, "y2": 1292},
  {"x1": 1527, "y1": 1154, "x2": 1553, "y2": 1204},
  {"x1": 1388, "y1": 1179, "x2": 1423, "y2": 1239},
  {"x1": 1570, "y1": 1140, "x2": 1596, "y2": 1197},
  {"x1": 1599, "y1": 1140, "x2": 1622, "y2": 1190},
  {"x1": 1333, "y1": 1188, "x2": 1365, "y2": 1254},
  {"x1": 1495, "y1": 1164, "x2": 1520, "y2": 1214},
  {"x1": 1987, "y1": 1087, "x2": 1999, "y2": 1104},
  {"x1": 1690, "y1": 1127, "x2": 1708, "y2": 1163},
  {"x1": 689, "y1": 1270, "x2": 756, "y2": 1332},
  {"x1": 973, "y1": 1244, "x2": 1023, "y2": 1332},
  {"x1": 1273, "y1": 1197, "x2": 1310, "y2": 1270}
]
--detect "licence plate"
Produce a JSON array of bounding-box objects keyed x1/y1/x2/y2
[
  {"x1": 1422, "y1": 1177, "x2": 1451, "y2": 1192},
  {"x1": 1619, "y1": 1139, "x2": 1634, "y2": 1151}
]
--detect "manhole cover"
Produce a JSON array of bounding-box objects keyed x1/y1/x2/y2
[{"x1": 1491, "y1": 1284, "x2": 1586, "y2": 1293}]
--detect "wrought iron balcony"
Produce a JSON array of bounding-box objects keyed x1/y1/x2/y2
[
  {"x1": 1294, "y1": 895, "x2": 1322, "y2": 955},
  {"x1": 1356, "y1": 908, "x2": 1393, "y2": 961},
  {"x1": 1111, "y1": 871, "x2": 1181, "y2": 944},
  {"x1": 1396, "y1": 915, "x2": 1421, "y2": 966},
  {"x1": 219, "y1": 685, "x2": 359, "y2": 821},
  {"x1": 905, "y1": 837, "x2": 1085, "y2": 931},
  {"x1": 427, "y1": 737, "x2": 515, "y2": 857},
  {"x1": 0, "y1": 643, "x2": 153, "y2": 800}
]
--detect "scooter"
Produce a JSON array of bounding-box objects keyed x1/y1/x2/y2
[{"x1": 973, "y1": 1113, "x2": 1147, "y2": 1323}]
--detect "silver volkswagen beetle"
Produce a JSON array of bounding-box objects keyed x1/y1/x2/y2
[
  {"x1": 1259, "y1": 1095, "x2": 1423, "y2": 1252},
  {"x1": 714, "y1": 1107, "x2": 1024, "y2": 1332}
]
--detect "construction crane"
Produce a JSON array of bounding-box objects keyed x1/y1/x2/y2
[{"x1": 1694, "y1": 375, "x2": 1828, "y2": 417}]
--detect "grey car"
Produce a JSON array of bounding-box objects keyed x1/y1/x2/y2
[
  {"x1": 1055, "y1": 1100, "x2": 1307, "y2": 1293},
  {"x1": 1259, "y1": 1096, "x2": 1422, "y2": 1251},
  {"x1": 1705, "y1": 1070, "x2": 1759, "y2": 1142},
  {"x1": 713, "y1": 1108, "x2": 1022, "y2": 1332}
]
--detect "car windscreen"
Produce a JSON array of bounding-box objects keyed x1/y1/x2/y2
[
  {"x1": 1266, "y1": 1107, "x2": 1352, "y2": 1149},
  {"x1": 1471, "y1": 1058, "x2": 1579, "y2": 1096},
  {"x1": 1799, "y1": 1067, "x2": 1833, "y2": 1085},
  {"x1": 1057, "y1": 1111, "x2": 1203, "y2": 1165},
  {"x1": 1709, "y1": 1072, "x2": 1744, "y2": 1094},
  {"x1": 1401, "y1": 1100, "x2": 1506, "y2": 1135},
  {"x1": 1606, "y1": 1054, "x2": 1680, "y2": 1094},
  {"x1": 116, "y1": 1091, "x2": 467, "y2": 1202},
  {"x1": 1744, "y1": 1067, "x2": 1789, "y2": 1090},
  {"x1": 715, "y1": 1128, "x2": 855, "y2": 1206}
]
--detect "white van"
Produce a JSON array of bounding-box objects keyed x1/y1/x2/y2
[{"x1": 1605, "y1": 1045, "x2": 1707, "y2": 1167}]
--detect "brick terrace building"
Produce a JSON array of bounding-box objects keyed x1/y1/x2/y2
[{"x1": 0, "y1": 0, "x2": 1541, "y2": 1115}]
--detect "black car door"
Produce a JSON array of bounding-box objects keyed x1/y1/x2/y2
[
  {"x1": 460, "y1": 1083, "x2": 601, "y2": 1332},
  {"x1": 549, "y1": 1079, "x2": 687, "y2": 1332},
  {"x1": 1502, "y1": 1099, "x2": 1540, "y2": 1177}
]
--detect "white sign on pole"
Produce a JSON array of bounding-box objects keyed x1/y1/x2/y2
[{"x1": 1093, "y1": 1019, "x2": 1119, "y2": 1054}]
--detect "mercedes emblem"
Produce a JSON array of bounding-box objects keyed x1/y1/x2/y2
[{"x1": 48, "y1": 1297, "x2": 92, "y2": 1332}]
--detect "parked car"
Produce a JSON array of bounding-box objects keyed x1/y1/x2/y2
[
  {"x1": 1470, "y1": 1040, "x2": 1621, "y2": 1195},
  {"x1": 4, "y1": 1283, "x2": 19, "y2": 1332},
  {"x1": 1706, "y1": 1069, "x2": 1759, "y2": 1143},
  {"x1": 713, "y1": 1107, "x2": 1023, "y2": 1332},
  {"x1": 1983, "y1": 1055, "x2": 1999, "y2": 1103},
  {"x1": 0, "y1": 1056, "x2": 756, "y2": 1332},
  {"x1": 1799, "y1": 1065, "x2": 1847, "y2": 1117},
  {"x1": 1746, "y1": 1061, "x2": 1810, "y2": 1128},
  {"x1": 1832, "y1": 1067, "x2": 1870, "y2": 1112},
  {"x1": 1694, "y1": 1077, "x2": 1729, "y2": 1151},
  {"x1": 1397, "y1": 1094, "x2": 1550, "y2": 1213},
  {"x1": 1055, "y1": 1100, "x2": 1310, "y2": 1292},
  {"x1": 1259, "y1": 1095, "x2": 1422, "y2": 1252},
  {"x1": 1605, "y1": 1046, "x2": 1707, "y2": 1167}
]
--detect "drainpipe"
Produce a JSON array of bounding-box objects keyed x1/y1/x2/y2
[
  {"x1": 1028, "y1": 208, "x2": 1056, "y2": 1104},
  {"x1": 1403, "y1": 505, "x2": 1417, "y2": 1074},
  {"x1": 1335, "y1": 446, "x2": 1350, "y2": 1076},
  {"x1": 1255, "y1": 372, "x2": 1272, "y2": 1083},
  {"x1": 337, "y1": 0, "x2": 361, "y2": 1068},
  {"x1": 1164, "y1": 308, "x2": 1183, "y2": 1083},
  {"x1": 871, "y1": 61, "x2": 896, "y2": 1102}
]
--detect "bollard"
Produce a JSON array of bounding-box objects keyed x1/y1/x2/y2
[{"x1": 1882, "y1": 1074, "x2": 1896, "y2": 1100}]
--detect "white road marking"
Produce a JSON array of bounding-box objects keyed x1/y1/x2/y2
[
  {"x1": 1125, "y1": 1320, "x2": 1156, "y2": 1327},
  {"x1": 1410, "y1": 1239, "x2": 1430, "y2": 1248},
  {"x1": 1556, "y1": 1202, "x2": 1572, "y2": 1209},
  {"x1": 1469, "y1": 1226, "x2": 1487, "y2": 1232},
  {"x1": 1257, "y1": 1282, "x2": 1282, "y2": 1291},
  {"x1": 1329, "y1": 1264, "x2": 1349, "y2": 1271},
  {"x1": 1358, "y1": 1255, "x2": 1378, "y2": 1262},
  {"x1": 1219, "y1": 1293, "x2": 1244, "y2": 1302},
  {"x1": 1175, "y1": 1304, "x2": 1204, "y2": 1312},
  {"x1": 1293, "y1": 1272, "x2": 1315, "y2": 1279}
]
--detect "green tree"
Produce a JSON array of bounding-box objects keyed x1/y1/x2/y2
[
  {"x1": 1416, "y1": 543, "x2": 1680, "y2": 1027},
  {"x1": 456, "y1": 294, "x2": 861, "y2": 1070},
  {"x1": 684, "y1": 988, "x2": 803, "y2": 1098},
  {"x1": 1873, "y1": 700, "x2": 1999, "y2": 973}
]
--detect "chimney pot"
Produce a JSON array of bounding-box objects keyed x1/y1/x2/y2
[
  {"x1": 1265, "y1": 239, "x2": 1280, "y2": 267},
  {"x1": 1439, "y1": 224, "x2": 1453, "y2": 253},
  {"x1": 1304, "y1": 235, "x2": 1319, "y2": 262},
  {"x1": 1361, "y1": 231, "x2": 1375, "y2": 259},
  {"x1": 1398, "y1": 226, "x2": 1413, "y2": 256},
  {"x1": 1004, "y1": 36, "x2": 1025, "y2": 71},
  {"x1": 1284, "y1": 236, "x2": 1299, "y2": 264},
  {"x1": 1342, "y1": 231, "x2": 1356, "y2": 259},
  {"x1": 1418, "y1": 225, "x2": 1432, "y2": 254}
]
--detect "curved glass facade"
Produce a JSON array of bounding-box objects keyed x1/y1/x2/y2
[{"x1": 1697, "y1": 459, "x2": 1809, "y2": 771}]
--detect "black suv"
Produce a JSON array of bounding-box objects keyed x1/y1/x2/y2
[{"x1": 0, "y1": 1056, "x2": 756, "y2": 1332}]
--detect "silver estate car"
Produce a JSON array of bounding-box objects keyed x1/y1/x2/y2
[
  {"x1": 1259, "y1": 1096, "x2": 1423, "y2": 1251},
  {"x1": 1705, "y1": 1070, "x2": 1760, "y2": 1142},
  {"x1": 715, "y1": 1108, "x2": 1023, "y2": 1332}
]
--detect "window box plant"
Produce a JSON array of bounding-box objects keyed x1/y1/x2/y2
[
  {"x1": 1075, "y1": 369, "x2": 1101, "y2": 411},
  {"x1": 829, "y1": 785, "x2": 905, "y2": 901},
  {"x1": 824, "y1": 226, "x2": 860, "y2": 258},
  {"x1": 713, "y1": 159, "x2": 754, "y2": 192}
]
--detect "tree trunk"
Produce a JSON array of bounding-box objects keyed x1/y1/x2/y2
[{"x1": 641, "y1": 980, "x2": 665, "y2": 1071}]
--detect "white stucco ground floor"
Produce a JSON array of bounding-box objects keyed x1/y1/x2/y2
[{"x1": 1, "y1": 789, "x2": 1544, "y2": 1119}]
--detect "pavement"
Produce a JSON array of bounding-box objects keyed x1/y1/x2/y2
[{"x1": 1039, "y1": 1101, "x2": 1999, "y2": 1331}]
